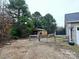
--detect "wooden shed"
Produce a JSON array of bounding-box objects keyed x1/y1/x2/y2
[{"x1": 33, "y1": 28, "x2": 48, "y2": 37}]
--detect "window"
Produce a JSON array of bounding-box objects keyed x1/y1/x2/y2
[{"x1": 77, "y1": 27, "x2": 79, "y2": 30}]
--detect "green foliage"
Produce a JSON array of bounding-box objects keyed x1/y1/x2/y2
[
  {"x1": 43, "y1": 13, "x2": 57, "y2": 33},
  {"x1": 13, "y1": 16, "x2": 34, "y2": 38},
  {"x1": 32, "y1": 11, "x2": 42, "y2": 18},
  {"x1": 10, "y1": 26, "x2": 21, "y2": 39},
  {"x1": 7, "y1": 0, "x2": 31, "y2": 20},
  {"x1": 20, "y1": 17, "x2": 34, "y2": 37},
  {"x1": 7, "y1": 0, "x2": 57, "y2": 38},
  {"x1": 7, "y1": 0, "x2": 34, "y2": 38},
  {"x1": 32, "y1": 11, "x2": 42, "y2": 28},
  {"x1": 32, "y1": 12, "x2": 57, "y2": 34},
  {"x1": 10, "y1": 17, "x2": 34, "y2": 38}
]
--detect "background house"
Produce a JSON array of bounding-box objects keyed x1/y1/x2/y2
[{"x1": 65, "y1": 12, "x2": 79, "y2": 45}]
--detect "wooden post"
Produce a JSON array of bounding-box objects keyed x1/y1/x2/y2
[
  {"x1": 38, "y1": 33, "x2": 40, "y2": 41},
  {"x1": 29, "y1": 35, "x2": 31, "y2": 41},
  {"x1": 38, "y1": 32, "x2": 42, "y2": 41},
  {"x1": 54, "y1": 32, "x2": 56, "y2": 44}
]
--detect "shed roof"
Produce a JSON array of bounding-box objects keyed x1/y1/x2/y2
[{"x1": 35, "y1": 28, "x2": 45, "y2": 31}]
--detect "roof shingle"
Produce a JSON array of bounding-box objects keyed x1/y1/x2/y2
[{"x1": 65, "y1": 12, "x2": 79, "y2": 22}]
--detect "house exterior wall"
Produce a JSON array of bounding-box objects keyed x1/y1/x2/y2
[{"x1": 66, "y1": 22, "x2": 79, "y2": 44}]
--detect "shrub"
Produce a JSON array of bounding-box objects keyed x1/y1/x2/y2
[{"x1": 9, "y1": 27, "x2": 21, "y2": 39}]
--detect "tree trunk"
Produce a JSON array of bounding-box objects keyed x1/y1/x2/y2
[{"x1": 17, "y1": 9, "x2": 20, "y2": 21}]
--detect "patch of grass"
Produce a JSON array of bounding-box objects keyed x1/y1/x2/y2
[
  {"x1": 69, "y1": 45, "x2": 79, "y2": 54},
  {"x1": 54, "y1": 36, "x2": 79, "y2": 54}
]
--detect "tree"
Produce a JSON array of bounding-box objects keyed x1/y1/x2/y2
[
  {"x1": 43, "y1": 13, "x2": 56, "y2": 34},
  {"x1": 6, "y1": 0, "x2": 31, "y2": 21},
  {"x1": 32, "y1": 12, "x2": 56, "y2": 34},
  {"x1": 18, "y1": 16, "x2": 34, "y2": 37},
  {"x1": 56, "y1": 27, "x2": 66, "y2": 35},
  {"x1": 32, "y1": 11, "x2": 42, "y2": 19},
  {"x1": 32, "y1": 11, "x2": 42, "y2": 28},
  {"x1": 0, "y1": 0, "x2": 14, "y2": 41},
  {"x1": 6, "y1": 0, "x2": 34, "y2": 38}
]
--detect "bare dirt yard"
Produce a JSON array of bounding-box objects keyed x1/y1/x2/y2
[{"x1": 0, "y1": 37, "x2": 79, "y2": 59}]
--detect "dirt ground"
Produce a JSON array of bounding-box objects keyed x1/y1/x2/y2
[{"x1": 0, "y1": 38, "x2": 78, "y2": 59}]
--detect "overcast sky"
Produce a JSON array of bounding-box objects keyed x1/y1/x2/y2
[{"x1": 26, "y1": 0, "x2": 79, "y2": 27}]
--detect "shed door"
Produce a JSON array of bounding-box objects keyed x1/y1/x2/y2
[{"x1": 76, "y1": 27, "x2": 79, "y2": 45}]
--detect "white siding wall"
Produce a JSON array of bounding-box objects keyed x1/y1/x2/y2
[
  {"x1": 66, "y1": 22, "x2": 79, "y2": 44},
  {"x1": 73, "y1": 23, "x2": 79, "y2": 45},
  {"x1": 66, "y1": 23, "x2": 71, "y2": 42}
]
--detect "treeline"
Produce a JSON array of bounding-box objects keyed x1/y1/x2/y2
[
  {"x1": 0, "y1": 0, "x2": 57, "y2": 39},
  {"x1": 56, "y1": 27, "x2": 66, "y2": 35}
]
